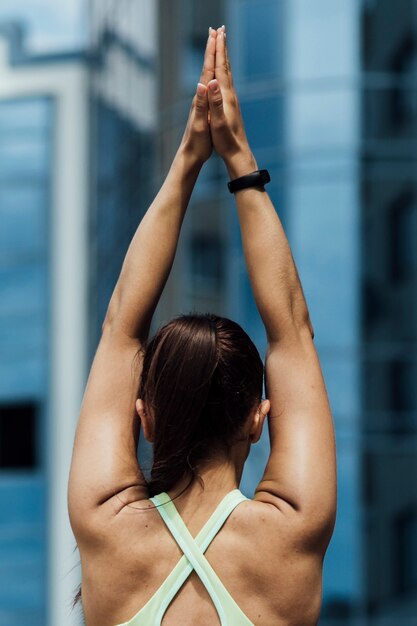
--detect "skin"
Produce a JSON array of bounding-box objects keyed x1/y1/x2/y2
[{"x1": 68, "y1": 25, "x2": 337, "y2": 626}]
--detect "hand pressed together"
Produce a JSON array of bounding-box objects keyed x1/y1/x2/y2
[
  {"x1": 179, "y1": 27, "x2": 217, "y2": 164},
  {"x1": 180, "y1": 25, "x2": 252, "y2": 167}
]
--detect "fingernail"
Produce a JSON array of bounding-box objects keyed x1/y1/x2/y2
[
  {"x1": 209, "y1": 80, "x2": 219, "y2": 92},
  {"x1": 197, "y1": 82, "x2": 206, "y2": 95}
]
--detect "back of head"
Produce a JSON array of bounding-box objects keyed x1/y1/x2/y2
[{"x1": 138, "y1": 313, "x2": 263, "y2": 497}]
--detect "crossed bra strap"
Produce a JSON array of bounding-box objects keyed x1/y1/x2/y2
[{"x1": 148, "y1": 489, "x2": 251, "y2": 625}]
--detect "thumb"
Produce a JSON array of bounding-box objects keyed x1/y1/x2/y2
[
  {"x1": 207, "y1": 79, "x2": 225, "y2": 119},
  {"x1": 194, "y1": 82, "x2": 208, "y2": 118}
]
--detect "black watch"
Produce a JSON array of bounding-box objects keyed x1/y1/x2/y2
[{"x1": 227, "y1": 169, "x2": 271, "y2": 194}]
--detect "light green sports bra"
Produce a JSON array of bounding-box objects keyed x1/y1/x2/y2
[{"x1": 114, "y1": 488, "x2": 254, "y2": 626}]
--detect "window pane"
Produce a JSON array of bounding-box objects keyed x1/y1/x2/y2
[
  {"x1": 388, "y1": 34, "x2": 417, "y2": 130},
  {"x1": 0, "y1": 99, "x2": 51, "y2": 133},
  {"x1": 393, "y1": 507, "x2": 417, "y2": 595},
  {"x1": 0, "y1": 185, "x2": 48, "y2": 258},
  {"x1": 287, "y1": 0, "x2": 357, "y2": 80},
  {"x1": 389, "y1": 191, "x2": 417, "y2": 282},
  {"x1": 0, "y1": 265, "x2": 47, "y2": 315},
  {"x1": 0, "y1": 310, "x2": 46, "y2": 360},
  {"x1": 0, "y1": 138, "x2": 50, "y2": 178},
  {"x1": 240, "y1": 0, "x2": 282, "y2": 80},
  {"x1": 190, "y1": 234, "x2": 224, "y2": 293},
  {"x1": 241, "y1": 95, "x2": 283, "y2": 149},
  {"x1": 0, "y1": 402, "x2": 38, "y2": 469},
  {"x1": 388, "y1": 358, "x2": 417, "y2": 433}
]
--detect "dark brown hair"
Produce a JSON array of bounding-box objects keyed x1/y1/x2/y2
[
  {"x1": 140, "y1": 313, "x2": 264, "y2": 496},
  {"x1": 71, "y1": 312, "x2": 263, "y2": 612}
]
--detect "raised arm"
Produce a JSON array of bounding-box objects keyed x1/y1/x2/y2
[
  {"x1": 103, "y1": 34, "x2": 218, "y2": 340},
  {"x1": 68, "y1": 30, "x2": 218, "y2": 540},
  {"x1": 208, "y1": 27, "x2": 337, "y2": 553}
]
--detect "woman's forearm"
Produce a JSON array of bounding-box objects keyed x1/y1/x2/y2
[
  {"x1": 226, "y1": 150, "x2": 314, "y2": 343},
  {"x1": 103, "y1": 146, "x2": 204, "y2": 340}
]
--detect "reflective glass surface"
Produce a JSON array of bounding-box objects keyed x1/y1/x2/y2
[{"x1": 0, "y1": 97, "x2": 51, "y2": 626}]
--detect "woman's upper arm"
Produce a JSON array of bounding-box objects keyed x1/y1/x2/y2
[
  {"x1": 254, "y1": 325, "x2": 337, "y2": 550},
  {"x1": 68, "y1": 324, "x2": 149, "y2": 541}
]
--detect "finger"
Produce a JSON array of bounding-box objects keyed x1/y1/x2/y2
[
  {"x1": 222, "y1": 27, "x2": 235, "y2": 90},
  {"x1": 199, "y1": 27, "x2": 217, "y2": 85},
  {"x1": 215, "y1": 26, "x2": 232, "y2": 91},
  {"x1": 218, "y1": 25, "x2": 235, "y2": 91},
  {"x1": 194, "y1": 82, "x2": 209, "y2": 124},
  {"x1": 207, "y1": 79, "x2": 226, "y2": 123}
]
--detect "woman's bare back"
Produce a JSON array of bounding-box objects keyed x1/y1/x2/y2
[{"x1": 78, "y1": 493, "x2": 323, "y2": 626}]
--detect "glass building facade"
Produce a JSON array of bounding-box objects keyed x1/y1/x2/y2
[
  {"x1": 0, "y1": 96, "x2": 52, "y2": 625},
  {"x1": 88, "y1": 0, "x2": 157, "y2": 353},
  {"x1": 0, "y1": 23, "x2": 90, "y2": 626},
  {"x1": 283, "y1": 2, "x2": 361, "y2": 621},
  {"x1": 0, "y1": 1, "x2": 416, "y2": 624},
  {"x1": 361, "y1": 0, "x2": 417, "y2": 622}
]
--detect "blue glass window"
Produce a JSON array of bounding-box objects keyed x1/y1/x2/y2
[
  {"x1": 393, "y1": 507, "x2": 417, "y2": 595},
  {"x1": 389, "y1": 34, "x2": 417, "y2": 129},
  {"x1": 190, "y1": 233, "x2": 224, "y2": 293},
  {"x1": 0, "y1": 186, "x2": 47, "y2": 257},
  {"x1": 241, "y1": 95, "x2": 283, "y2": 149},
  {"x1": 0, "y1": 137, "x2": 50, "y2": 178},
  {"x1": 388, "y1": 358, "x2": 417, "y2": 434},
  {"x1": 0, "y1": 97, "x2": 52, "y2": 398},
  {"x1": 0, "y1": 402, "x2": 38, "y2": 469},
  {"x1": 389, "y1": 191, "x2": 417, "y2": 283},
  {"x1": 0, "y1": 264, "x2": 47, "y2": 315},
  {"x1": 240, "y1": 0, "x2": 281, "y2": 80},
  {"x1": 0, "y1": 95, "x2": 51, "y2": 625},
  {"x1": 0, "y1": 99, "x2": 50, "y2": 133}
]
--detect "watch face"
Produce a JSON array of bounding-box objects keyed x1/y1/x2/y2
[{"x1": 261, "y1": 170, "x2": 270, "y2": 183}]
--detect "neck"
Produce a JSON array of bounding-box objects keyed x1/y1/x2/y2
[{"x1": 167, "y1": 442, "x2": 248, "y2": 502}]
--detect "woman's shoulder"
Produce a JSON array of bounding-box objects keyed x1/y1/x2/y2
[{"x1": 224, "y1": 492, "x2": 328, "y2": 570}]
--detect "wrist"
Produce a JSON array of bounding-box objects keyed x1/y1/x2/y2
[
  {"x1": 225, "y1": 151, "x2": 258, "y2": 180},
  {"x1": 176, "y1": 143, "x2": 207, "y2": 173}
]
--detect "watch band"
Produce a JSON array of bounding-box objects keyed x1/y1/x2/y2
[{"x1": 227, "y1": 169, "x2": 271, "y2": 194}]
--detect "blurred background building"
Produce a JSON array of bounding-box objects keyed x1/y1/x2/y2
[
  {"x1": 88, "y1": 0, "x2": 157, "y2": 356},
  {"x1": 0, "y1": 20, "x2": 89, "y2": 626},
  {"x1": 361, "y1": 0, "x2": 417, "y2": 622},
  {"x1": 0, "y1": 1, "x2": 416, "y2": 625}
]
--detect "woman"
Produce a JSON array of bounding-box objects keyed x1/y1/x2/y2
[{"x1": 68, "y1": 25, "x2": 337, "y2": 626}]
